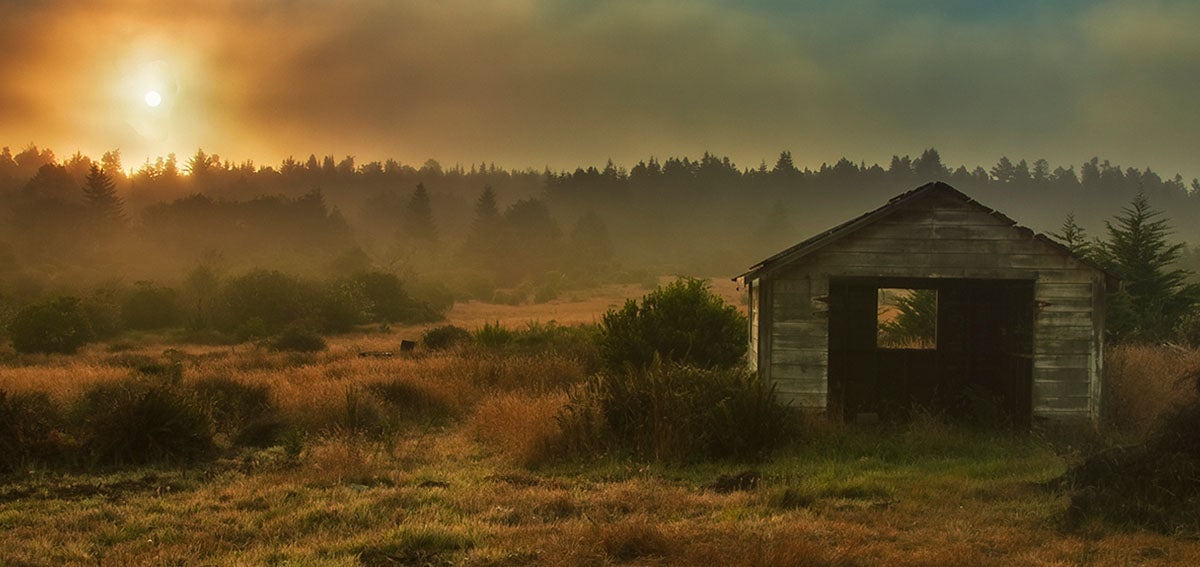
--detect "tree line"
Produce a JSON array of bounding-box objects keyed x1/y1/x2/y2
[{"x1": 2, "y1": 144, "x2": 1199, "y2": 342}]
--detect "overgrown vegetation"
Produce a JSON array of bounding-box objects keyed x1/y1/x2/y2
[
  {"x1": 1060, "y1": 366, "x2": 1200, "y2": 533},
  {"x1": 560, "y1": 361, "x2": 791, "y2": 461},
  {"x1": 598, "y1": 277, "x2": 747, "y2": 371}
]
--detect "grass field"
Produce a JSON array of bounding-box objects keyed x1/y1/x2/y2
[{"x1": 2, "y1": 280, "x2": 1199, "y2": 566}]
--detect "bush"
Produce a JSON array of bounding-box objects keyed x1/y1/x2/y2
[
  {"x1": 72, "y1": 377, "x2": 214, "y2": 466},
  {"x1": 270, "y1": 326, "x2": 327, "y2": 352},
  {"x1": 315, "y1": 279, "x2": 370, "y2": 332},
  {"x1": 407, "y1": 280, "x2": 455, "y2": 322},
  {"x1": 598, "y1": 277, "x2": 747, "y2": 372},
  {"x1": 422, "y1": 325, "x2": 472, "y2": 350},
  {"x1": 0, "y1": 390, "x2": 70, "y2": 471},
  {"x1": 353, "y1": 271, "x2": 415, "y2": 323},
  {"x1": 81, "y1": 290, "x2": 124, "y2": 339},
  {"x1": 475, "y1": 321, "x2": 516, "y2": 348},
  {"x1": 558, "y1": 360, "x2": 791, "y2": 461},
  {"x1": 8, "y1": 296, "x2": 93, "y2": 354},
  {"x1": 213, "y1": 270, "x2": 311, "y2": 335},
  {"x1": 122, "y1": 282, "x2": 183, "y2": 330}
]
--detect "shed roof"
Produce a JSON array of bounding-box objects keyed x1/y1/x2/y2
[{"x1": 737, "y1": 181, "x2": 1118, "y2": 286}]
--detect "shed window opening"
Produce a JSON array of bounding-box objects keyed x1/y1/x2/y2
[{"x1": 876, "y1": 288, "x2": 937, "y2": 349}]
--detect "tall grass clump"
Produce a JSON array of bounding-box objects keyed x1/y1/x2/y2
[
  {"x1": 559, "y1": 360, "x2": 790, "y2": 461},
  {"x1": 1062, "y1": 366, "x2": 1200, "y2": 533},
  {"x1": 189, "y1": 377, "x2": 284, "y2": 448},
  {"x1": 0, "y1": 389, "x2": 70, "y2": 472},
  {"x1": 71, "y1": 376, "x2": 215, "y2": 467},
  {"x1": 1104, "y1": 343, "x2": 1200, "y2": 439},
  {"x1": 471, "y1": 392, "x2": 567, "y2": 467}
]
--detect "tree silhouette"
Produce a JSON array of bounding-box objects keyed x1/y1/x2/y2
[
  {"x1": 82, "y1": 164, "x2": 125, "y2": 228},
  {"x1": 461, "y1": 186, "x2": 502, "y2": 269},
  {"x1": 401, "y1": 183, "x2": 437, "y2": 244}
]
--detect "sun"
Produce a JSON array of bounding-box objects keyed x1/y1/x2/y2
[{"x1": 144, "y1": 90, "x2": 163, "y2": 107}]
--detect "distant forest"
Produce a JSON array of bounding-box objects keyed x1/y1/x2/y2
[{"x1": 2, "y1": 145, "x2": 1199, "y2": 302}]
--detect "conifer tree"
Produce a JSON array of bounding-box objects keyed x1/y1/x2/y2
[
  {"x1": 401, "y1": 183, "x2": 437, "y2": 243},
  {"x1": 1051, "y1": 213, "x2": 1096, "y2": 259},
  {"x1": 82, "y1": 164, "x2": 125, "y2": 228},
  {"x1": 1097, "y1": 192, "x2": 1198, "y2": 340}
]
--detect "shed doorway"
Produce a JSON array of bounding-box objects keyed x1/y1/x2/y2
[{"x1": 827, "y1": 277, "x2": 1034, "y2": 426}]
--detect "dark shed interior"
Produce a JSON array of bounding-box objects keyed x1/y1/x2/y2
[{"x1": 828, "y1": 276, "x2": 1035, "y2": 425}]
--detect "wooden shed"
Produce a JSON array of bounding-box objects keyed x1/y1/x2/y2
[{"x1": 737, "y1": 182, "x2": 1116, "y2": 425}]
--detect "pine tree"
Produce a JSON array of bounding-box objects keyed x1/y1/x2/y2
[
  {"x1": 1097, "y1": 192, "x2": 1198, "y2": 340},
  {"x1": 1051, "y1": 213, "x2": 1096, "y2": 259},
  {"x1": 461, "y1": 186, "x2": 501, "y2": 268},
  {"x1": 401, "y1": 183, "x2": 436, "y2": 243},
  {"x1": 82, "y1": 164, "x2": 125, "y2": 228}
]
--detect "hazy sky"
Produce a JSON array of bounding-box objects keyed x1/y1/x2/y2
[{"x1": 2, "y1": 0, "x2": 1197, "y2": 178}]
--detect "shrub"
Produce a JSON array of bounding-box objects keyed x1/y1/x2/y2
[
  {"x1": 0, "y1": 390, "x2": 70, "y2": 471},
  {"x1": 475, "y1": 321, "x2": 516, "y2": 348},
  {"x1": 598, "y1": 277, "x2": 747, "y2": 372},
  {"x1": 407, "y1": 280, "x2": 454, "y2": 322},
  {"x1": 8, "y1": 296, "x2": 93, "y2": 354},
  {"x1": 81, "y1": 290, "x2": 124, "y2": 339},
  {"x1": 315, "y1": 279, "x2": 370, "y2": 332},
  {"x1": 213, "y1": 270, "x2": 311, "y2": 335},
  {"x1": 270, "y1": 326, "x2": 327, "y2": 352},
  {"x1": 353, "y1": 271, "x2": 414, "y2": 323},
  {"x1": 559, "y1": 360, "x2": 791, "y2": 461},
  {"x1": 72, "y1": 377, "x2": 214, "y2": 466},
  {"x1": 422, "y1": 325, "x2": 472, "y2": 350},
  {"x1": 122, "y1": 282, "x2": 183, "y2": 330}
]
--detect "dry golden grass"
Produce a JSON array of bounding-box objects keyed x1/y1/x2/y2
[
  {"x1": 471, "y1": 392, "x2": 567, "y2": 467},
  {"x1": 4, "y1": 281, "x2": 1200, "y2": 565},
  {"x1": 1105, "y1": 343, "x2": 1200, "y2": 439}
]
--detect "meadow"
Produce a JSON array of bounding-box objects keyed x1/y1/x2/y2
[{"x1": 2, "y1": 281, "x2": 1199, "y2": 566}]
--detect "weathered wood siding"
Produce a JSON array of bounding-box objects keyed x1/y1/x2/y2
[{"x1": 761, "y1": 191, "x2": 1104, "y2": 420}]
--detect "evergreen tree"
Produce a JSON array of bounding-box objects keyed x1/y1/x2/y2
[
  {"x1": 1051, "y1": 213, "x2": 1096, "y2": 259},
  {"x1": 82, "y1": 164, "x2": 125, "y2": 228},
  {"x1": 401, "y1": 183, "x2": 437, "y2": 243},
  {"x1": 913, "y1": 148, "x2": 947, "y2": 180},
  {"x1": 461, "y1": 186, "x2": 502, "y2": 269},
  {"x1": 1097, "y1": 192, "x2": 1198, "y2": 341}
]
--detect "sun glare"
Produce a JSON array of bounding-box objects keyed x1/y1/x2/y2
[{"x1": 144, "y1": 90, "x2": 163, "y2": 107}]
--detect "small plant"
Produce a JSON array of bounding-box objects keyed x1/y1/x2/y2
[
  {"x1": 422, "y1": 325, "x2": 472, "y2": 350},
  {"x1": 8, "y1": 296, "x2": 93, "y2": 354},
  {"x1": 598, "y1": 277, "x2": 747, "y2": 372}
]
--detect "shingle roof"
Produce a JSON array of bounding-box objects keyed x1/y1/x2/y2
[{"x1": 736, "y1": 181, "x2": 1118, "y2": 285}]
